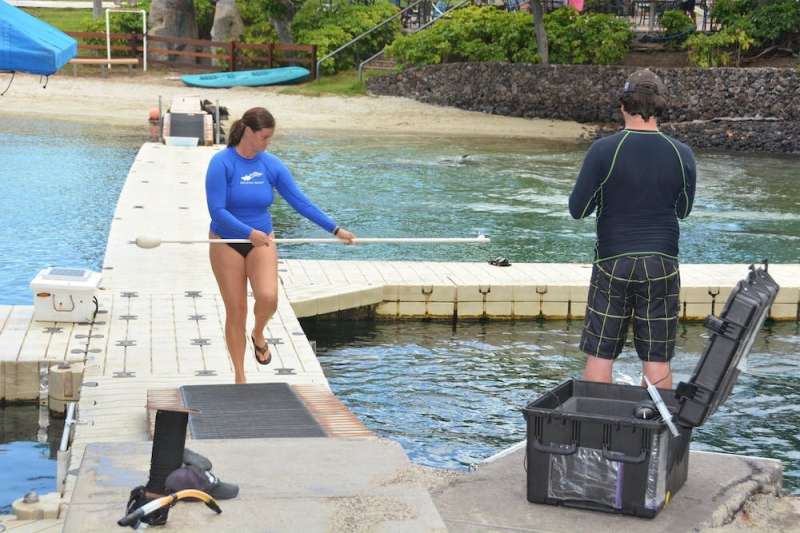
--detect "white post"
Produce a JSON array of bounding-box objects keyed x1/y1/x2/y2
[
  {"x1": 105, "y1": 9, "x2": 111, "y2": 69},
  {"x1": 105, "y1": 9, "x2": 148, "y2": 72},
  {"x1": 215, "y1": 99, "x2": 220, "y2": 145},
  {"x1": 142, "y1": 9, "x2": 147, "y2": 72}
]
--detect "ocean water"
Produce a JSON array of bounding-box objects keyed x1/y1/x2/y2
[{"x1": 0, "y1": 117, "x2": 140, "y2": 304}]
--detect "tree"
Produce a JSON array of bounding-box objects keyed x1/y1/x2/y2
[
  {"x1": 268, "y1": 0, "x2": 300, "y2": 43},
  {"x1": 530, "y1": 0, "x2": 548, "y2": 65}
]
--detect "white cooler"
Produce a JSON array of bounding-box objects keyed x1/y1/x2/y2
[{"x1": 30, "y1": 267, "x2": 102, "y2": 323}]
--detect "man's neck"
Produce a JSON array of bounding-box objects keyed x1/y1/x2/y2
[{"x1": 623, "y1": 115, "x2": 659, "y2": 131}]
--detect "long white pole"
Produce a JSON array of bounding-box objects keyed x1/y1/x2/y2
[{"x1": 133, "y1": 236, "x2": 490, "y2": 248}]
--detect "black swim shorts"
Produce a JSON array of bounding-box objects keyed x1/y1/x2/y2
[{"x1": 579, "y1": 255, "x2": 681, "y2": 362}]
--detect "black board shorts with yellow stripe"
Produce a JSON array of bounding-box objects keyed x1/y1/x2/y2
[{"x1": 580, "y1": 255, "x2": 680, "y2": 362}]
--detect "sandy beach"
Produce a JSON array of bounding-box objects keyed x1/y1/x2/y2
[{"x1": 1, "y1": 72, "x2": 593, "y2": 140}]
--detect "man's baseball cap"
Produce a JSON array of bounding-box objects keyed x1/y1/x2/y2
[
  {"x1": 622, "y1": 69, "x2": 667, "y2": 97},
  {"x1": 164, "y1": 464, "x2": 239, "y2": 500}
]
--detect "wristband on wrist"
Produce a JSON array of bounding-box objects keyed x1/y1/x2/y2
[{"x1": 333, "y1": 226, "x2": 341, "y2": 236}]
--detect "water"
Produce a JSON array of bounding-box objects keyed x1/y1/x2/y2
[
  {"x1": 0, "y1": 406, "x2": 64, "y2": 513},
  {"x1": 0, "y1": 117, "x2": 140, "y2": 304},
  {"x1": 305, "y1": 319, "x2": 800, "y2": 494},
  {"x1": 269, "y1": 132, "x2": 800, "y2": 265}
]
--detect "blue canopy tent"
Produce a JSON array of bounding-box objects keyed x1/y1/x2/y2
[{"x1": 0, "y1": 0, "x2": 77, "y2": 76}]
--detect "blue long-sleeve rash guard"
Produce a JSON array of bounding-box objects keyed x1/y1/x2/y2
[
  {"x1": 206, "y1": 147, "x2": 337, "y2": 240},
  {"x1": 568, "y1": 129, "x2": 696, "y2": 261}
]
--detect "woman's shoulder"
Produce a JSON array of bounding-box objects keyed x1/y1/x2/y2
[{"x1": 209, "y1": 146, "x2": 235, "y2": 165}]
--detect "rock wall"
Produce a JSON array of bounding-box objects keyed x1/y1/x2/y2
[{"x1": 367, "y1": 63, "x2": 800, "y2": 153}]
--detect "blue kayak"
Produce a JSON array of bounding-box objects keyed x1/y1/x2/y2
[{"x1": 181, "y1": 66, "x2": 310, "y2": 88}]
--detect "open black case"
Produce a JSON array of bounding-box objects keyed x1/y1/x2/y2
[{"x1": 522, "y1": 264, "x2": 779, "y2": 518}]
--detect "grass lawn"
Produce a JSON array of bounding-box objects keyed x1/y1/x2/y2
[
  {"x1": 22, "y1": 8, "x2": 94, "y2": 33},
  {"x1": 280, "y1": 69, "x2": 389, "y2": 97}
]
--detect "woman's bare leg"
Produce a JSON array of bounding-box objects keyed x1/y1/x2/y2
[
  {"x1": 209, "y1": 236, "x2": 248, "y2": 384},
  {"x1": 245, "y1": 239, "x2": 278, "y2": 361}
]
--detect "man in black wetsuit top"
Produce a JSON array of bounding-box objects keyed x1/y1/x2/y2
[{"x1": 569, "y1": 69, "x2": 696, "y2": 389}]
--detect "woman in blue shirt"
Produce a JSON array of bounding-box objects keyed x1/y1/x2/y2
[{"x1": 206, "y1": 107, "x2": 354, "y2": 384}]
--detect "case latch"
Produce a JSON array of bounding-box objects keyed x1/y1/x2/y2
[
  {"x1": 675, "y1": 381, "x2": 698, "y2": 401},
  {"x1": 703, "y1": 315, "x2": 744, "y2": 341}
]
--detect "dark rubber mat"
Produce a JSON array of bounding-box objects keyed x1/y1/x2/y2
[
  {"x1": 180, "y1": 383, "x2": 326, "y2": 439},
  {"x1": 169, "y1": 113, "x2": 205, "y2": 139}
]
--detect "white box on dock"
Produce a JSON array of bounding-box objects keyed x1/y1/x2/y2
[{"x1": 30, "y1": 267, "x2": 102, "y2": 323}]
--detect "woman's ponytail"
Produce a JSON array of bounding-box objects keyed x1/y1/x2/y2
[{"x1": 227, "y1": 119, "x2": 246, "y2": 147}]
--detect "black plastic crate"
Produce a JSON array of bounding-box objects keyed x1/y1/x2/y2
[
  {"x1": 522, "y1": 264, "x2": 778, "y2": 518},
  {"x1": 524, "y1": 380, "x2": 691, "y2": 518}
]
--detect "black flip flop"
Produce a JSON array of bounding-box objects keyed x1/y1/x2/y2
[
  {"x1": 251, "y1": 335, "x2": 272, "y2": 365},
  {"x1": 489, "y1": 256, "x2": 511, "y2": 267}
]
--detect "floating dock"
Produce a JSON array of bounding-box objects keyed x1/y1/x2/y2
[{"x1": 0, "y1": 142, "x2": 795, "y2": 531}]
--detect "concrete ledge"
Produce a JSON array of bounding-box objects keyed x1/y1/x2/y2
[
  {"x1": 63, "y1": 438, "x2": 446, "y2": 532},
  {"x1": 432, "y1": 446, "x2": 783, "y2": 532},
  {"x1": 0, "y1": 516, "x2": 63, "y2": 531}
]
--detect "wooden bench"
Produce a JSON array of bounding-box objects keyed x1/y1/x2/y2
[{"x1": 68, "y1": 57, "x2": 139, "y2": 77}]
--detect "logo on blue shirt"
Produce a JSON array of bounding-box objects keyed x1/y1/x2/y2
[{"x1": 240, "y1": 171, "x2": 264, "y2": 184}]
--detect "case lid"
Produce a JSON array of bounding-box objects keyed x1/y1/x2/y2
[
  {"x1": 675, "y1": 264, "x2": 779, "y2": 428},
  {"x1": 30, "y1": 267, "x2": 101, "y2": 290},
  {"x1": 42, "y1": 268, "x2": 92, "y2": 281}
]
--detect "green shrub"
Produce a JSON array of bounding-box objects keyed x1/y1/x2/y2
[
  {"x1": 386, "y1": 7, "x2": 537, "y2": 66},
  {"x1": 709, "y1": 0, "x2": 751, "y2": 27},
  {"x1": 659, "y1": 10, "x2": 695, "y2": 38},
  {"x1": 387, "y1": 6, "x2": 632, "y2": 67},
  {"x1": 686, "y1": 26, "x2": 755, "y2": 67},
  {"x1": 687, "y1": 0, "x2": 798, "y2": 67},
  {"x1": 710, "y1": 0, "x2": 799, "y2": 46},
  {"x1": 747, "y1": 0, "x2": 800, "y2": 45},
  {"x1": 544, "y1": 7, "x2": 633, "y2": 65},
  {"x1": 293, "y1": 0, "x2": 400, "y2": 73},
  {"x1": 236, "y1": 0, "x2": 280, "y2": 44}
]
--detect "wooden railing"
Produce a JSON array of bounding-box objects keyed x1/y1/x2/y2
[{"x1": 65, "y1": 32, "x2": 318, "y2": 78}]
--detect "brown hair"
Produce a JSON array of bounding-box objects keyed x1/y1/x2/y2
[
  {"x1": 619, "y1": 91, "x2": 666, "y2": 121},
  {"x1": 227, "y1": 107, "x2": 276, "y2": 147}
]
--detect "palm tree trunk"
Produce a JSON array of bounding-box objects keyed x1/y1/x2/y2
[{"x1": 531, "y1": 0, "x2": 548, "y2": 66}]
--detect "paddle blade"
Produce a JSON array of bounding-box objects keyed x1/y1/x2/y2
[{"x1": 135, "y1": 236, "x2": 161, "y2": 249}]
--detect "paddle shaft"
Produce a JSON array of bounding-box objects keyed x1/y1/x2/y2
[{"x1": 158, "y1": 237, "x2": 489, "y2": 245}]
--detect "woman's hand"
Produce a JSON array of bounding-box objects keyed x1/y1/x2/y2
[
  {"x1": 249, "y1": 229, "x2": 272, "y2": 247},
  {"x1": 335, "y1": 228, "x2": 355, "y2": 245}
]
